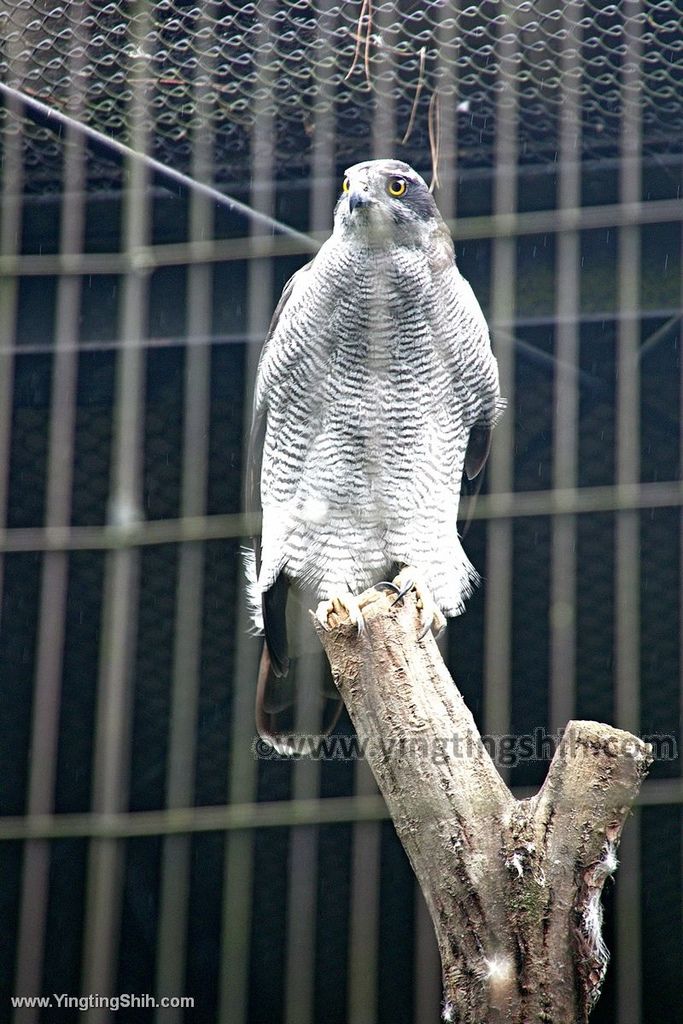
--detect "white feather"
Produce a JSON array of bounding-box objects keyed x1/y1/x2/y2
[
  {"x1": 577, "y1": 840, "x2": 618, "y2": 1008},
  {"x1": 242, "y1": 546, "x2": 264, "y2": 634}
]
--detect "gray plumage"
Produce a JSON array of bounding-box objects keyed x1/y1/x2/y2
[{"x1": 247, "y1": 159, "x2": 502, "y2": 736}]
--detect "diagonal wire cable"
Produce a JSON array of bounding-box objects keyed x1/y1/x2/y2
[{"x1": 0, "y1": 81, "x2": 318, "y2": 252}]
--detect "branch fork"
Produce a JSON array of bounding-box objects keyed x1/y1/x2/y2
[{"x1": 313, "y1": 587, "x2": 652, "y2": 1023}]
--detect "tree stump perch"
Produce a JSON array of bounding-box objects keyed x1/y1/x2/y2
[{"x1": 312, "y1": 586, "x2": 652, "y2": 1023}]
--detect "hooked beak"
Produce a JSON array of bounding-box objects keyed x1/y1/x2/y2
[{"x1": 348, "y1": 189, "x2": 371, "y2": 214}]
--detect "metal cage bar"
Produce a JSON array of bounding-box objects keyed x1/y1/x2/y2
[
  {"x1": 0, "y1": 191, "x2": 677, "y2": 290},
  {"x1": 2, "y1": 9, "x2": 35, "y2": 1016},
  {"x1": 483, "y1": 2, "x2": 519, "y2": 778},
  {"x1": 283, "y1": 6, "x2": 339, "y2": 1022},
  {"x1": 0, "y1": 6, "x2": 25, "y2": 666},
  {"x1": 549, "y1": 0, "x2": 583, "y2": 733},
  {"x1": 154, "y1": 10, "x2": 216, "y2": 1017},
  {"x1": 218, "y1": 3, "x2": 278, "y2": 1019},
  {"x1": 615, "y1": 4, "x2": 645, "y2": 1022},
  {"x1": 80, "y1": 7, "x2": 154, "y2": 1018},
  {"x1": 13, "y1": 6, "x2": 89, "y2": 1016},
  {"x1": 0, "y1": 775, "x2": 679, "y2": 843},
  {"x1": 410, "y1": 2, "x2": 465, "y2": 1018},
  {"x1": 680, "y1": 190, "x2": 683, "y2": 1019},
  {"x1": 0, "y1": 192, "x2": 680, "y2": 281},
  {"x1": 346, "y1": 13, "x2": 401, "y2": 1020},
  {"x1": 0, "y1": 479, "x2": 681, "y2": 556}
]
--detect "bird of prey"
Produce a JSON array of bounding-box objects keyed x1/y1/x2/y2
[{"x1": 246, "y1": 158, "x2": 503, "y2": 745}]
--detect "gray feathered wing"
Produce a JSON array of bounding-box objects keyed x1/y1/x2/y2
[
  {"x1": 246, "y1": 262, "x2": 342, "y2": 745},
  {"x1": 246, "y1": 261, "x2": 312, "y2": 675},
  {"x1": 439, "y1": 249, "x2": 504, "y2": 523}
]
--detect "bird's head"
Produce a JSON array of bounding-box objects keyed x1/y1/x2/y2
[{"x1": 333, "y1": 159, "x2": 441, "y2": 244}]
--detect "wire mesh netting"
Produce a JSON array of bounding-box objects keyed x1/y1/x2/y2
[
  {"x1": 1, "y1": 0, "x2": 682, "y2": 191},
  {"x1": 0, "y1": 1, "x2": 682, "y2": 1023}
]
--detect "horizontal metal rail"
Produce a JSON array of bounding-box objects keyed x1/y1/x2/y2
[
  {"x1": 0, "y1": 197, "x2": 681, "y2": 277},
  {"x1": 4, "y1": 308, "x2": 680, "y2": 357},
  {"x1": 0, "y1": 480, "x2": 681, "y2": 552},
  {"x1": 0, "y1": 777, "x2": 680, "y2": 842}
]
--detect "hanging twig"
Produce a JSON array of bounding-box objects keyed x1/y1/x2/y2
[
  {"x1": 344, "y1": 0, "x2": 374, "y2": 90},
  {"x1": 363, "y1": 0, "x2": 374, "y2": 88},
  {"x1": 401, "y1": 45, "x2": 427, "y2": 145},
  {"x1": 428, "y1": 90, "x2": 442, "y2": 191}
]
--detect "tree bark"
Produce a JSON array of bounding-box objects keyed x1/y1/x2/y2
[{"x1": 312, "y1": 586, "x2": 652, "y2": 1024}]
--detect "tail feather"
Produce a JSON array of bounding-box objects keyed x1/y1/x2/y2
[
  {"x1": 262, "y1": 572, "x2": 290, "y2": 677},
  {"x1": 255, "y1": 645, "x2": 344, "y2": 754}
]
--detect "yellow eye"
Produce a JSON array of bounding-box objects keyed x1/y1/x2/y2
[
  {"x1": 387, "y1": 177, "x2": 407, "y2": 197},
  {"x1": 342, "y1": 176, "x2": 350, "y2": 193}
]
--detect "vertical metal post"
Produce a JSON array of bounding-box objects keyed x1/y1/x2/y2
[
  {"x1": 347, "y1": 14, "x2": 398, "y2": 1021},
  {"x1": 550, "y1": 1, "x2": 582, "y2": 733},
  {"x1": 81, "y1": 9, "x2": 152, "y2": 1019},
  {"x1": 433, "y1": 1, "x2": 459, "y2": 217},
  {"x1": 412, "y1": 8, "x2": 461, "y2": 1020},
  {"x1": 13, "y1": 9, "x2": 88, "y2": 1017},
  {"x1": 154, "y1": 18, "x2": 214, "y2": 1018},
  {"x1": 615, "y1": 4, "x2": 643, "y2": 1022},
  {"x1": 283, "y1": 7, "x2": 337, "y2": 1022},
  {"x1": 0, "y1": 7, "x2": 26, "y2": 645},
  {"x1": 680, "y1": 185, "x2": 683, "y2": 1014},
  {"x1": 218, "y1": 5, "x2": 276, "y2": 1020},
  {"x1": 2, "y1": 9, "x2": 40, "y2": 1014},
  {"x1": 484, "y1": 5, "x2": 518, "y2": 777}
]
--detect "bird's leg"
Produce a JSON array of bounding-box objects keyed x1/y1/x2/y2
[
  {"x1": 391, "y1": 566, "x2": 446, "y2": 640},
  {"x1": 315, "y1": 593, "x2": 366, "y2": 633}
]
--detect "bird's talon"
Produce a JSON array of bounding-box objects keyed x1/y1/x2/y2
[
  {"x1": 417, "y1": 619, "x2": 432, "y2": 641},
  {"x1": 391, "y1": 567, "x2": 445, "y2": 639},
  {"x1": 391, "y1": 577, "x2": 415, "y2": 605},
  {"x1": 375, "y1": 581, "x2": 401, "y2": 594},
  {"x1": 429, "y1": 608, "x2": 447, "y2": 640},
  {"x1": 315, "y1": 593, "x2": 365, "y2": 634}
]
